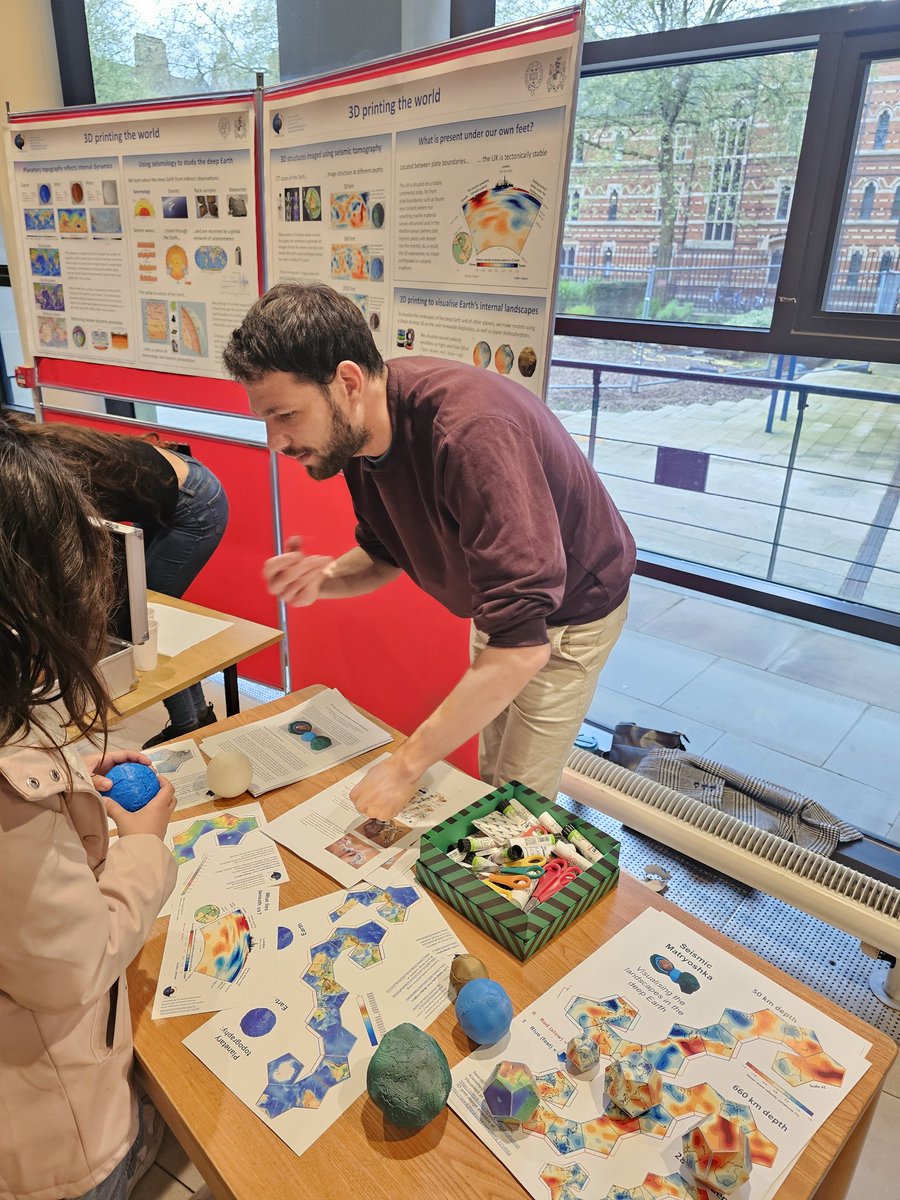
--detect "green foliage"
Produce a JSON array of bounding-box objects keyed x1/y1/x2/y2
[
  {"x1": 85, "y1": 0, "x2": 280, "y2": 103},
  {"x1": 645, "y1": 298, "x2": 696, "y2": 322}
]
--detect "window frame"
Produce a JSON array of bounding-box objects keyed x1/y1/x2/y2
[{"x1": 559, "y1": 2, "x2": 900, "y2": 363}]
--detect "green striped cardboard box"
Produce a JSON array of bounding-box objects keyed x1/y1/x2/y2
[{"x1": 416, "y1": 781, "x2": 619, "y2": 961}]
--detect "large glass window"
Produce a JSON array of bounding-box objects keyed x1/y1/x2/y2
[
  {"x1": 84, "y1": 0, "x2": 280, "y2": 101},
  {"x1": 558, "y1": 50, "x2": 816, "y2": 329},
  {"x1": 825, "y1": 57, "x2": 900, "y2": 314}
]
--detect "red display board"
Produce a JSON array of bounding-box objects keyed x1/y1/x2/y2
[{"x1": 276, "y1": 455, "x2": 477, "y2": 775}]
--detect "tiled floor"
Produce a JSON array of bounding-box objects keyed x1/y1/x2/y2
[{"x1": 110, "y1": 578, "x2": 900, "y2": 1196}]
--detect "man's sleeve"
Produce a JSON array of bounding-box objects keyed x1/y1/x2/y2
[
  {"x1": 353, "y1": 508, "x2": 400, "y2": 568},
  {"x1": 439, "y1": 416, "x2": 566, "y2": 647}
]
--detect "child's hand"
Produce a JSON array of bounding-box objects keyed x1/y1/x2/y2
[
  {"x1": 83, "y1": 747, "x2": 154, "y2": 793},
  {"x1": 105, "y1": 776, "x2": 176, "y2": 840}
]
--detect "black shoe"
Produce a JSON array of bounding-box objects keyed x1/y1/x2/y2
[{"x1": 142, "y1": 703, "x2": 218, "y2": 749}]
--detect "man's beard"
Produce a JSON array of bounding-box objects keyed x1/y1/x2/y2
[{"x1": 288, "y1": 386, "x2": 372, "y2": 480}]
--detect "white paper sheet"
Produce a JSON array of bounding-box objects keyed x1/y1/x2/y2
[
  {"x1": 151, "y1": 601, "x2": 232, "y2": 657},
  {"x1": 263, "y1": 753, "x2": 489, "y2": 887},
  {"x1": 200, "y1": 689, "x2": 392, "y2": 796},
  {"x1": 450, "y1": 908, "x2": 871, "y2": 1200},
  {"x1": 152, "y1": 883, "x2": 279, "y2": 1020},
  {"x1": 145, "y1": 739, "x2": 213, "y2": 811},
  {"x1": 183, "y1": 880, "x2": 464, "y2": 1160},
  {"x1": 158, "y1": 801, "x2": 289, "y2": 918}
]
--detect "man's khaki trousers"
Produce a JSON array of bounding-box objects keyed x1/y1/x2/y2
[{"x1": 471, "y1": 593, "x2": 629, "y2": 800}]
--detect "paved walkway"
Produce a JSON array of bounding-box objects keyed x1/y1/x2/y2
[
  {"x1": 551, "y1": 383, "x2": 900, "y2": 613},
  {"x1": 584, "y1": 576, "x2": 900, "y2": 839}
]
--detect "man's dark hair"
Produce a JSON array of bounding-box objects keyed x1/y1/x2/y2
[{"x1": 223, "y1": 283, "x2": 385, "y2": 385}]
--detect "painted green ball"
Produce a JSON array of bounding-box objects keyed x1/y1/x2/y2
[{"x1": 366, "y1": 1023, "x2": 452, "y2": 1129}]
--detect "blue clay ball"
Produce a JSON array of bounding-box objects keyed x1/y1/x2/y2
[
  {"x1": 455, "y1": 978, "x2": 514, "y2": 1045},
  {"x1": 106, "y1": 763, "x2": 160, "y2": 812}
]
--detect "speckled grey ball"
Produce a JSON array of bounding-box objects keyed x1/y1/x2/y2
[{"x1": 366, "y1": 1023, "x2": 452, "y2": 1129}]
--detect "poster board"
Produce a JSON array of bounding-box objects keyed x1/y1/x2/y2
[
  {"x1": 262, "y1": 6, "x2": 583, "y2": 398},
  {"x1": 5, "y1": 95, "x2": 259, "y2": 380},
  {"x1": 3, "y1": 10, "x2": 581, "y2": 398}
]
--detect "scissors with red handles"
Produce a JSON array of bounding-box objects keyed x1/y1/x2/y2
[{"x1": 526, "y1": 858, "x2": 581, "y2": 908}]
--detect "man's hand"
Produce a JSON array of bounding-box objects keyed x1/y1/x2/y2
[
  {"x1": 263, "y1": 535, "x2": 335, "y2": 607},
  {"x1": 83, "y1": 746, "x2": 154, "y2": 793},
  {"x1": 105, "y1": 775, "x2": 176, "y2": 840},
  {"x1": 349, "y1": 756, "x2": 421, "y2": 822}
]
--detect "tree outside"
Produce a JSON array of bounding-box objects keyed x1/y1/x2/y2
[{"x1": 85, "y1": 0, "x2": 280, "y2": 102}]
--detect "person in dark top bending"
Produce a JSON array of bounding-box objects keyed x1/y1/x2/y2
[
  {"x1": 1, "y1": 412, "x2": 228, "y2": 747},
  {"x1": 224, "y1": 283, "x2": 635, "y2": 820}
]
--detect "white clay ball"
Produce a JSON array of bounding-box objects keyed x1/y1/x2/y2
[{"x1": 205, "y1": 750, "x2": 253, "y2": 798}]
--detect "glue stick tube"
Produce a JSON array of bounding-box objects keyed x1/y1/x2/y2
[
  {"x1": 501, "y1": 798, "x2": 537, "y2": 827},
  {"x1": 562, "y1": 822, "x2": 603, "y2": 864},
  {"x1": 505, "y1": 833, "x2": 556, "y2": 860},
  {"x1": 464, "y1": 851, "x2": 501, "y2": 871},
  {"x1": 551, "y1": 841, "x2": 592, "y2": 871},
  {"x1": 538, "y1": 810, "x2": 564, "y2": 836},
  {"x1": 456, "y1": 835, "x2": 500, "y2": 855}
]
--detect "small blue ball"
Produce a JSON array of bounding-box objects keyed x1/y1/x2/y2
[
  {"x1": 455, "y1": 978, "x2": 514, "y2": 1045},
  {"x1": 106, "y1": 763, "x2": 160, "y2": 812}
]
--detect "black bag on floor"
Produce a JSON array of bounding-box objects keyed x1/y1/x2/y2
[{"x1": 606, "y1": 722, "x2": 688, "y2": 771}]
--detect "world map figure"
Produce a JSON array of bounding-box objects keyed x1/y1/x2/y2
[
  {"x1": 171, "y1": 813, "x2": 259, "y2": 865},
  {"x1": 521, "y1": 995, "x2": 846, "y2": 1200},
  {"x1": 257, "y1": 887, "x2": 421, "y2": 1119}
]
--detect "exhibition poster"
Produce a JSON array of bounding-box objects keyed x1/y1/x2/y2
[
  {"x1": 6, "y1": 97, "x2": 258, "y2": 377},
  {"x1": 262, "y1": 8, "x2": 582, "y2": 396}
]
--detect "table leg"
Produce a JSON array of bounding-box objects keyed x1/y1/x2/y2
[
  {"x1": 811, "y1": 1089, "x2": 880, "y2": 1200},
  {"x1": 223, "y1": 665, "x2": 240, "y2": 717}
]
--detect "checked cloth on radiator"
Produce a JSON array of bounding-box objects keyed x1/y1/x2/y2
[{"x1": 633, "y1": 748, "x2": 862, "y2": 857}]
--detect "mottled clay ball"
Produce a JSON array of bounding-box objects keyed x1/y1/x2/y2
[
  {"x1": 106, "y1": 763, "x2": 160, "y2": 812},
  {"x1": 205, "y1": 750, "x2": 253, "y2": 798},
  {"x1": 449, "y1": 953, "x2": 489, "y2": 994},
  {"x1": 366, "y1": 1023, "x2": 452, "y2": 1129},
  {"x1": 455, "y1": 978, "x2": 514, "y2": 1045}
]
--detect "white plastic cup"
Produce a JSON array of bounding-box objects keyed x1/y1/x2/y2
[{"x1": 133, "y1": 619, "x2": 159, "y2": 672}]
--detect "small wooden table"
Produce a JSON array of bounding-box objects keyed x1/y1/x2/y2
[
  {"x1": 129, "y1": 688, "x2": 896, "y2": 1200},
  {"x1": 117, "y1": 592, "x2": 282, "y2": 719}
]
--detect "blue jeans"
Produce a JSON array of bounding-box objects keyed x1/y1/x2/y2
[{"x1": 145, "y1": 455, "x2": 229, "y2": 726}]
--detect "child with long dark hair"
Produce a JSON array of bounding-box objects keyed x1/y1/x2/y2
[
  {"x1": 0, "y1": 411, "x2": 229, "y2": 747},
  {"x1": 0, "y1": 421, "x2": 177, "y2": 1199}
]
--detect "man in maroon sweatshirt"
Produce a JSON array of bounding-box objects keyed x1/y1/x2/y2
[{"x1": 225, "y1": 283, "x2": 635, "y2": 820}]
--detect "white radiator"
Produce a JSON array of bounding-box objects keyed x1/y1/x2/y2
[{"x1": 562, "y1": 750, "x2": 900, "y2": 979}]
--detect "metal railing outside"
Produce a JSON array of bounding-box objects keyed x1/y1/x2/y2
[{"x1": 549, "y1": 355, "x2": 900, "y2": 609}]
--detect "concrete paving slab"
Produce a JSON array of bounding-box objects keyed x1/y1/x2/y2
[
  {"x1": 665, "y1": 659, "x2": 867, "y2": 765},
  {"x1": 769, "y1": 629, "x2": 900, "y2": 713},
  {"x1": 585, "y1": 684, "x2": 723, "y2": 755},
  {"x1": 595, "y1": 627, "x2": 715, "y2": 705},
  {"x1": 641, "y1": 595, "x2": 805, "y2": 669},
  {"x1": 824, "y1": 705, "x2": 900, "y2": 793}
]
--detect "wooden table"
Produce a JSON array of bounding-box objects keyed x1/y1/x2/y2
[
  {"x1": 117, "y1": 592, "x2": 282, "y2": 719},
  {"x1": 129, "y1": 688, "x2": 896, "y2": 1200}
]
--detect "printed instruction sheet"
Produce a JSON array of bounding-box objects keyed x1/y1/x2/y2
[
  {"x1": 184, "y1": 879, "x2": 464, "y2": 1159},
  {"x1": 450, "y1": 908, "x2": 872, "y2": 1200},
  {"x1": 263, "y1": 752, "x2": 488, "y2": 887}
]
